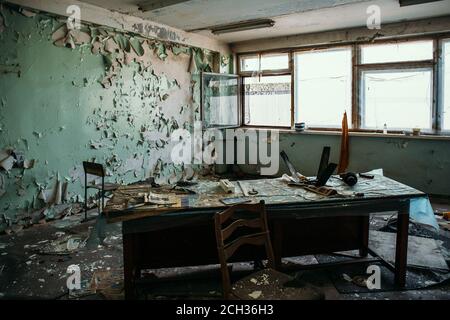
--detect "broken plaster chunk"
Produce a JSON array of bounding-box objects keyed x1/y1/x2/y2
[
  {"x1": 69, "y1": 29, "x2": 91, "y2": 45},
  {"x1": 92, "y1": 40, "x2": 102, "y2": 55},
  {"x1": 104, "y1": 38, "x2": 120, "y2": 54},
  {"x1": 52, "y1": 24, "x2": 68, "y2": 42}
]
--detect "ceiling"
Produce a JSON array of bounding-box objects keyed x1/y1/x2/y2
[{"x1": 78, "y1": 0, "x2": 450, "y2": 43}]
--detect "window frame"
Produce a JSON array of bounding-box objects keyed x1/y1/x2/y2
[
  {"x1": 238, "y1": 51, "x2": 293, "y2": 129},
  {"x1": 439, "y1": 38, "x2": 450, "y2": 134},
  {"x1": 237, "y1": 33, "x2": 450, "y2": 136},
  {"x1": 293, "y1": 46, "x2": 353, "y2": 129}
]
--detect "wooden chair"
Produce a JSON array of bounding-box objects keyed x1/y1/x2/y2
[
  {"x1": 83, "y1": 161, "x2": 119, "y2": 221},
  {"x1": 214, "y1": 200, "x2": 324, "y2": 300}
]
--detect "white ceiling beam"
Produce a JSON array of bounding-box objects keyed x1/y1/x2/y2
[{"x1": 5, "y1": 0, "x2": 230, "y2": 54}]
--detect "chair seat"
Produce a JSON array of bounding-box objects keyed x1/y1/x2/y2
[
  {"x1": 231, "y1": 268, "x2": 323, "y2": 300},
  {"x1": 88, "y1": 183, "x2": 120, "y2": 191}
]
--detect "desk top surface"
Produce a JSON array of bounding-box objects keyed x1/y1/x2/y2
[{"x1": 104, "y1": 175, "x2": 425, "y2": 223}]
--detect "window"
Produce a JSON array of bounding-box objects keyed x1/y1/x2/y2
[
  {"x1": 240, "y1": 53, "x2": 291, "y2": 127},
  {"x1": 244, "y1": 76, "x2": 291, "y2": 127},
  {"x1": 240, "y1": 53, "x2": 289, "y2": 73},
  {"x1": 361, "y1": 69, "x2": 432, "y2": 130},
  {"x1": 359, "y1": 40, "x2": 434, "y2": 131},
  {"x1": 240, "y1": 55, "x2": 259, "y2": 72},
  {"x1": 443, "y1": 40, "x2": 450, "y2": 131},
  {"x1": 361, "y1": 40, "x2": 433, "y2": 64},
  {"x1": 201, "y1": 73, "x2": 239, "y2": 129},
  {"x1": 237, "y1": 36, "x2": 450, "y2": 136},
  {"x1": 295, "y1": 48, "x2": 352, "y2": 127},
  {"x1": 260, "y1": 53, "x2": 289, "y2": 71}
]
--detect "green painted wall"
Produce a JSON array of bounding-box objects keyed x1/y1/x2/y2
[{"x1": 0, "y1": 6, "x2": 220, "y2": 226}]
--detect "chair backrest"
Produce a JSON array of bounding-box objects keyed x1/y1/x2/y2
[
  {"x1": 83, "y1": 161, "x2": 105, "y2": 177},
  {"x1": 214, "y1": 200, "x2": 275, "y2": 299}
]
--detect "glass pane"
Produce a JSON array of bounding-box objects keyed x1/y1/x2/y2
[
  {"x1": 361, "y1": 40, "x2": 433, "y2": 64},
  {"x1": 202, "y1": 73, "x2": 239, "y2": 128},
  {"x1": 361, "y1": 69, "x2": 432, "y2": 130},
  {"x1": 261, "y1": 53, "x2": 289, "y2": 71},
  {"x1": 443, "y1": 40, "x2": 450, "y2": 130},
  {"x1": 295, "y1": 48, "x2": 352, "y2": 127},
  {"x1": 244, "y1": 75, "x2": 291, "y2": 127},
  {"x1": 240, "y1": 55, "x2": 259, "y2": 72}
]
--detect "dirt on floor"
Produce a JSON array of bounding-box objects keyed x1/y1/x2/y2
[{"x1": 0, "y1": 199, "x2": 449, "y2": 300}]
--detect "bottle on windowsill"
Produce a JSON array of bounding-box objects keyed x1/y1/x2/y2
[{"x1": 383, "y1": 123, "x2": 388, "y2": 134}]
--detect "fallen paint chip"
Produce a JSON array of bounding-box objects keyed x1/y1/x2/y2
[
  {"x1": 248, "y1": 291, "x2": 262, "y2": 299},
  {"x1": 0, "y1": 156, "x2": 15, "y2": 171},
  {"x1": 24, "y1": 159, "x2": 35, "y2": 169},
  {"x1": 33, "y1": 131, "x2": 43, "y2": 138}
]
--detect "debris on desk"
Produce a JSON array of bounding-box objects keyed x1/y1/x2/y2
[
  {"x1": 220, "y1": 197, "x2": 252, "y2": 205},
  {"x1": 238, "y1": 181, "x2": 258, "y2": 196},
  {"x1": 144, "y1": 192, "x2": 180, "y2": 206},
  {"x1": 219, "y1": 179, "x2": 235, "y2": 194},
  {"x1": 172, "y1": 185, "x2": 196, "y2": 194},
  {"x1": 176, "y1": 180, "x2": 198, "y2": 187},
  {"x1": 280, "y1": 149, "x2": 338, "y2": 193},
  {"x1": 339, "y1": 172, "x2": 358, "y2": 186},
  {"x1": 288, "y1": 183, "x2": 337, "y2": 197}
]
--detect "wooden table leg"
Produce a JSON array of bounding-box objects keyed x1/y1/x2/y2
[
  {"x1": 395, "y1": 203, "x2": 410, "y2": 287},
  {"x1": 359, "y1": 215, "x2": 370, "y2": 257},
  {"x1": 123, "y1": 233, "x2": 137, "y2": 300},
  {"x1": 273, "y1": 221, "x2": 283, "y2": 270}
]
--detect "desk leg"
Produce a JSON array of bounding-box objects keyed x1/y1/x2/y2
[
  {"x1": 123, "y1": 233, "x2": 137, "y2": 300},
  {"x1": 395, "y1": 205, "x2": 409, "y2": 287},
  {"x1": 359, "y1": 216, "x2": 370, "y2": 257},
  {"x1": 273, "y1": 221, "x2": 283, "y2": 270}
]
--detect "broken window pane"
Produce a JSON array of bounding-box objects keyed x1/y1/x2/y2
[
  {"x1": 244, "y1": 75, "x2": 291, "y2": 127},
  {"x1": 361, "y1": 40, "x2": 433, "y2": 64},
  {"x1": 202, "y1": 73, "x2": 239, "y2": 129},
  {"x1": 261, "y1": 53, "x2": 289, "y2": 71},
  {"x1": 443, "y1": 40, "x2": 450, "y2": 131},
  {"x1": 361, "y1": 69, "x2": 433, "y2": 130},
  {"x1": 294, "y1": 47, "x2": 352, "y2": 127}
]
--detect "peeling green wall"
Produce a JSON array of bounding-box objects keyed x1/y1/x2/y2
[{"x1": 0, "y1": 5, "x2": 218, "y2": 224}]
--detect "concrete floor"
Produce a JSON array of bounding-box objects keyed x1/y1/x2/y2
[{"x1": 0, "y1": 200, "x2": 449, "y2": 300}]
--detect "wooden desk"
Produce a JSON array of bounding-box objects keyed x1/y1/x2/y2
[{"x1": 104, "y1": 176, "x2": 424, "y2": 299}]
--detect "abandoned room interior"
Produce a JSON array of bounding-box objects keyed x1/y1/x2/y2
[{"x1": 1, "y1": 0, "x2": 450, "y2": 304}]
